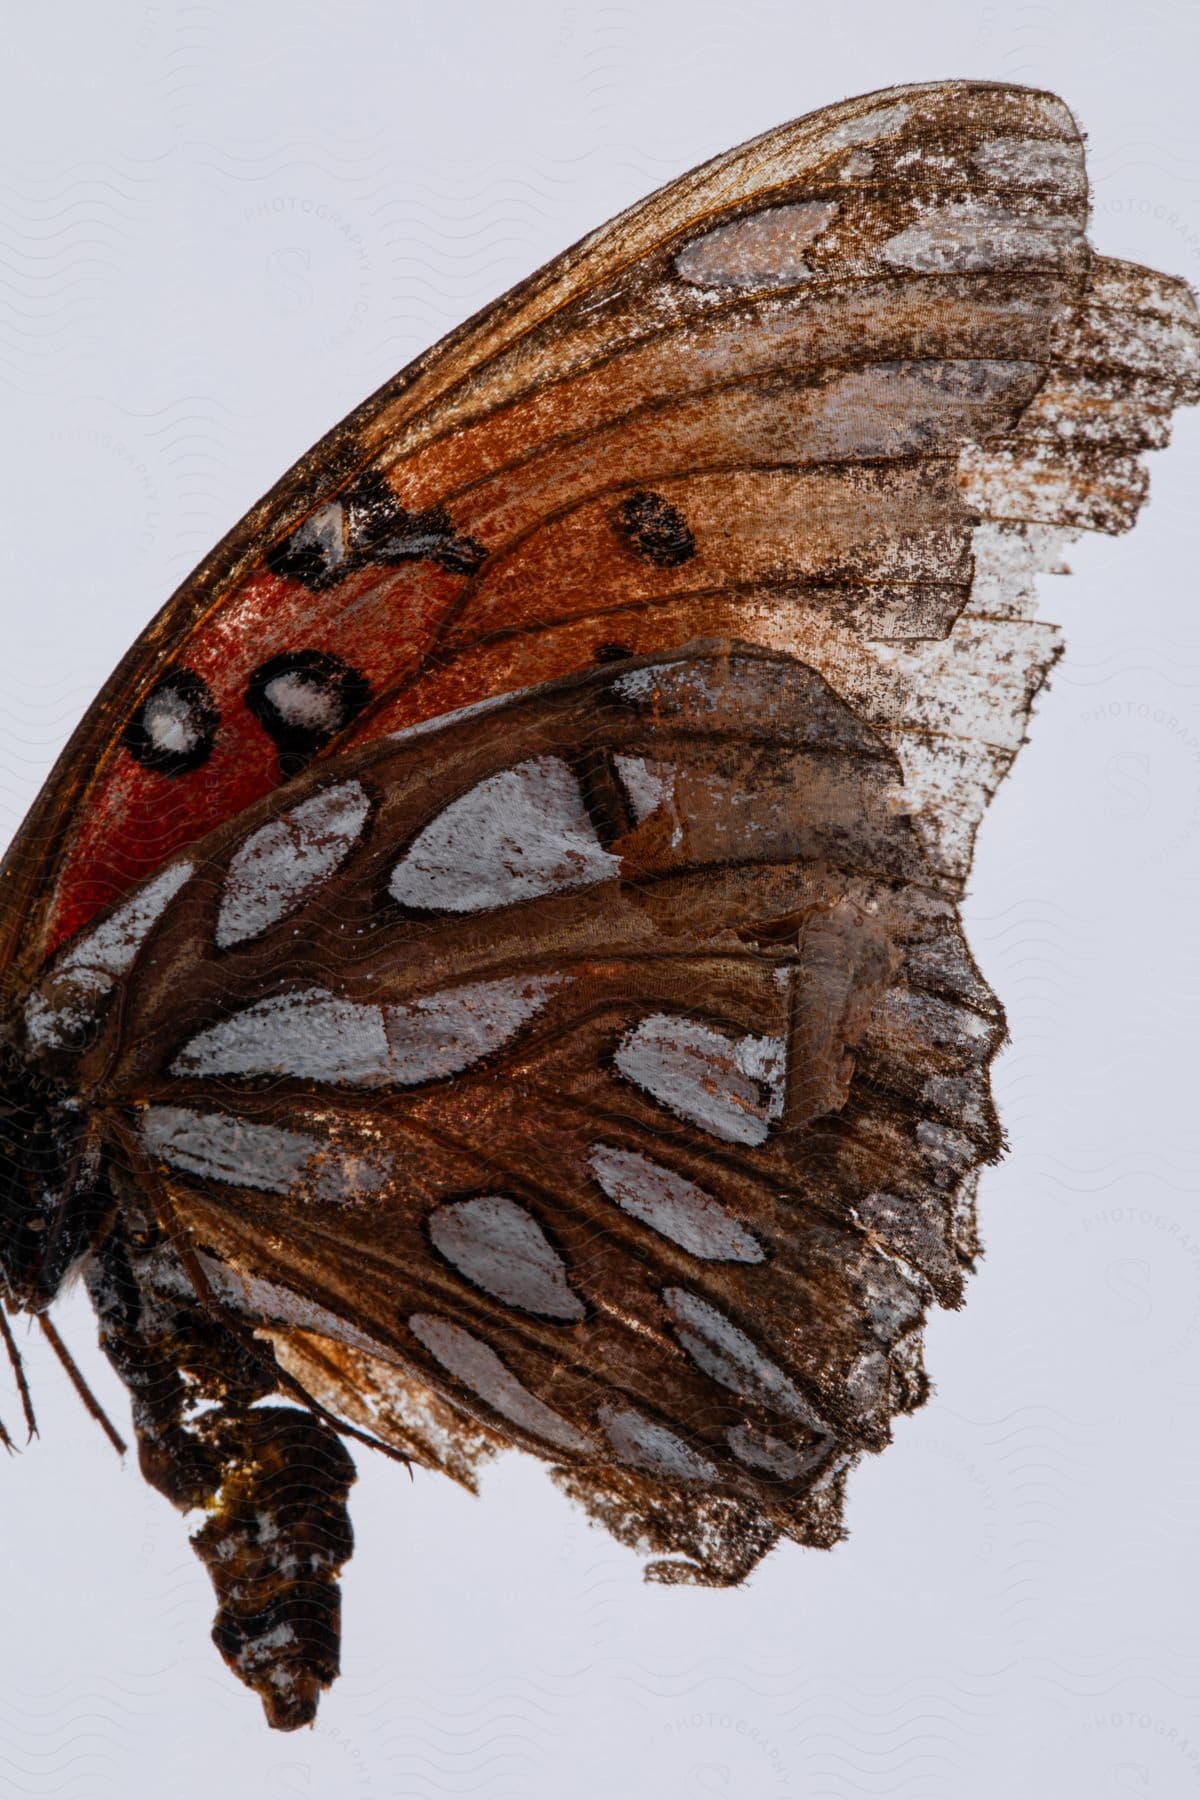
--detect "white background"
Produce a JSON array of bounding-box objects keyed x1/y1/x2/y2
[{"x1": 2, "y1": 4, "x2": 1199, "y2": 1796}]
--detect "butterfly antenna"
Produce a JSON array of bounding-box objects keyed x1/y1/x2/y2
[
  {"x1": 113, "y1": 1118, "x2": 412, "y2": 1474},
  {"x1": 37, "y1": 1314, "x2": 127, "y2": 1457},
  {"x1": 0, "y1": 1304, "x2": 37, "y2": 1445}
]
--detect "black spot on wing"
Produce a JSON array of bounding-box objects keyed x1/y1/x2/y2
[
  {"x1": 267, "y1": 477, "x2": 486, "y2": 592},
  {"x1": 613, "y1": 491, "x2": 696, "y2": 568},
  {"x1": 567, "y1": 748, "x2": 634, "y2": 851},
  {"x1": 345, "y1": 477, "x2": 487, "y2": 576},
  {"x1": 265, "y1": 501, "x2": 347, "y2": 591},
  {"x1": 245, "y1": 650, "x2": 370, "y2": 776},
  {"x1": 122, "y1": 668, "x2": 220, "y2": 777}
]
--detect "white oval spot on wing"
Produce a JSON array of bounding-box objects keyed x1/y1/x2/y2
[
  {"x1": 409, "y1": 1313, "x2": 590, "y2": 1454},
  {"x1": 265, "y1": 671, "x2": 343, "y2": 733},
  {"x1": 143, "y1": 1105, "x2": 316, "y2": 1193},
  {"x1": 835, "y1": 149, "x2": 875, "y2": 181},
  {"x1": 587, "y1": 1143, "x2": 764, "y2": 1263},
  {"x1": 663, "y1": 1287, "x2": 810, "y2": 1420},
  {"x1": 25, "y1": 860, "x2": 194, "y2": 1054},
  {"x1": 614, "y1": 1013, "x2": 785, "y2": 1145},
  {"x1": 23, "y1": 968, "x2": 109, "y2": 1056},
  {"x1": 141, "y1": 1104, "x2": 392, "y2": 1201},
  {"x1": 674, "y1": 202, "x2": 839, "y2": 290},
  {"x1": 389, "y1": 756, "x2": 619, "y2": 913},
  {"x1": 597, "y1": 1403, "x2": 718, "y2": 1482},
  {"x1": 428, "y1": 1195, "x2": 584, "y2": 1322},
  {"x1": 609, "y1": 659, "x2": 686, "y2": 702},
  {"x1": 612, "y1": 753, "x2": 678, "y2": 826},
  {"x1": 811, "y1": 99, "x2": 911, "y2": 155},
  {"x1": 726, "y1": 1421, "x2": 820, "y2": 1480},
  {"x1": 142, "y1": 688, "x2": 200, "y2": 755},
  {"x1": 880, "y1": 201, "x2": 1080, "y2": 272},
  {"x1": 972, "y1": 136, "x2": 1083, "y2": 191},
  {"x1": 200, "y1": 1253, "x2": 395, "y2": 1359},
  {"x1": 172, "y1": 986, "x2": 391, "y2": 1084},
  {"x1": 216, "y1": 780, "x2": 370, "y2": 949},
  {"x1": 170, "y1": 974, "x2": 563, "y2": 1086},
  {"x1": 60, "y1": 860, "x2": 194, "y2": 978},
  {"x1": 385, "y1": 975, "x2": 564, "y2": 1084}
]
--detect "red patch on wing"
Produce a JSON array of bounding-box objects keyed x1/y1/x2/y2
[{"x1": 45, "y1": 561, "x2": 465, "y2": 952}]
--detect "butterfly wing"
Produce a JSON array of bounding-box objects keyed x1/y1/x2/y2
[
  {"x1": 5, "y1": 80, "x2": 1200, "y2": 1727},
  {"x1": 26, "y1": 642, "x2": 998, "y2": 1585},
  {"x1": 8, "y1": 78, "x2": 1195, "y2": 981}
]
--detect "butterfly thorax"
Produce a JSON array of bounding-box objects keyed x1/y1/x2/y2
[{"x1": 0, "y1": 1047, "x2": 109, "y2": 1312}]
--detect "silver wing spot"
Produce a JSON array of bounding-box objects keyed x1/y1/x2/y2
[
  {"x1": 216, "y1": 780, "x2": 370, "y2": 949},
  {"x1": 726, "y1": 1421, "x2": 826, "y2": 1480},
  {"x1": 389, "y1": 756, "x2": 619, "y2": 913},
  {"x1": 674, "y1": 202, "x2": 840, "y2": 290},
  {"x1": 427, "y1": 1195, "x2": 584, "y2": 1322},
  {"x1": 587, "y1": 1144, "x2": 764, "y2": 1263},
  {"x1": 141, "y1": 1105, "x2": 392, "y2": 1202},
  {"x1": 612, "y1": 753, "x2": 680, "y2": 830},
  {"x1": 663, "y1": 1287, "x2": 813, "y2": 1422},
  {"x1": 880, "y1": 201, "x2": 1081, "y2": 272},
  {"x1": 170, "y1": 974, "x2": 563, "y2": 1086},
  {"x1": 24, "y1": 860, "x2": 194, "y2": 1055},
  {"x1": 597, "y1": 1403, "x2": 718, "y2": 1482},
  {"x1": 409, "y1": 1314, "x2": 591, "y2": 1454},
  {"x1": 614, "y1": 1013, "x2": 786, "y2": 1145},
  {"x1": 59, "y1": 860, "x2": 195, "y2": 979}
]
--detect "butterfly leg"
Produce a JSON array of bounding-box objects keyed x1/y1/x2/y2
[{"x1": 84, "y1": 1222, "x2": 355, "y2": 1729}]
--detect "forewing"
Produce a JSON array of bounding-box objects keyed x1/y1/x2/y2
[
  {"x1": 10, "y1": 80, "x2": 1196, "y2": 981},
  {"x1": 34, "y1": 644, "x2": 1001, "y2": 1578}
]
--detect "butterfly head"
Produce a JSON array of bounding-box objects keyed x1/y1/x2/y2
[{"x1": 0, "y1": 1047, "x2": 109, "y2": 1313}]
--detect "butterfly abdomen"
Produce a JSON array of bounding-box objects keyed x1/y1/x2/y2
[{"x1": 195, "y1": 1406, "x2": 356, "y2": 1733}]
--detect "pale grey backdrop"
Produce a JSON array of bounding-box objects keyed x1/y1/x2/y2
[{"x1": 2, "y1": 3, "x2": 1199, "y2": 1796}]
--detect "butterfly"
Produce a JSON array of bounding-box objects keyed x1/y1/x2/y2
[{"x1": 1, "y1": 78, "x2": 1197, "y2": 1730}]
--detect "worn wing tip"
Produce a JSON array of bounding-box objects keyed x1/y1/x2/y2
[{"x1": 814, "y1": 75, "x2": 1081, "y2": 133}]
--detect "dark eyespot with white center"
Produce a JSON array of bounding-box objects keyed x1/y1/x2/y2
[
  {"x1": 265, "y1": 500, "x2": 348, "y2": 590},
  {"x1": 597, "y1": 1403, "x2": 718, "y2": 1482},
  {"x1": 216, "y1": 780, "x2": 370, "y2": 949},
  {"x1": 663, "y1": 1287, "x2": 810, "y2": 1421},
  {"x1": 245, "y1": 650, "x2": 370, "y2": 772},
  {"x1": 674, "y1": 201, "x2": 840, "y2": 289},
  {"x1": 614, "y1": 1013, "x2": 786, "y2": 1145},
  {"x1": 409, "y1": 1314, "x2": 591, "y2": 1453},
  {"x1": 586, "y1": 1144, "x2": 764, "y2": 1263},
  {"x1": 613, "y1": 491, "x2": 695, "y2": 567},
  {"x1": 122, "y1": 669, "x2": 219, "y2": 776},
  {"x1": 169, "y1": 974, "x2": 564, "y2": 1086},
  {"x1": 427, "y1": 1195, "x2": 583, "y2": 1322},
  {"x1": 389, "y1": 756, "x2": 620, "y2": 913}
]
